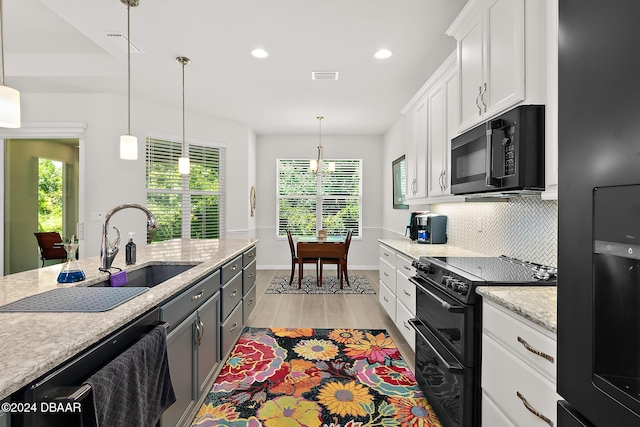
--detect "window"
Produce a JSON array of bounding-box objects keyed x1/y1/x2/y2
[
  {"x1": 146, "y1": 137, "x2": 225, "y2": 242},
  {"x1": 277, "y1": 159, "x2": 362, "y2": 237}
]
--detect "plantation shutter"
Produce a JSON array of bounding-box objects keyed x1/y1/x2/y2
[
  {"x1": 277, "y1": 158, "x2": 362, "y2": 237},
  {"x1": 146, "y1": 137, "x2": 225, "y2": 242}
]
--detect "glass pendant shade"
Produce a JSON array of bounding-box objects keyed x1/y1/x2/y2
[
  {"x1": 120, "y1": 134, "x2": 138, "y2": 160},
  {"x1": 0, "y1": 85, "x2": 20, "y2": 128},
  {"x1": 178, "y1": 156, "x2": 190, "y2": 174}
]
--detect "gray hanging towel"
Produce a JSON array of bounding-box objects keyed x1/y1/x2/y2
[{"x1": 85, "y1": 324, "x2": 176, "y2": 427}]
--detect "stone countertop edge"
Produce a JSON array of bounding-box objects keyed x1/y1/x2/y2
[
  {"x1": 0, "y1": 238, "x2": 258, "y2": 401},
  {"x1": 476, "y1": 286, "x2": 557, "y2": 334},
  {"x1": 378, "y1": 238, "x2": 488, "y2": 259}
]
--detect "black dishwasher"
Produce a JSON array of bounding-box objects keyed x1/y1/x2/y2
[{"x1": 11, "y1": 308, "x2": 162, "y2": 427}]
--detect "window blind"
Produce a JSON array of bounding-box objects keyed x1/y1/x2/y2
[
  {"x1": 277, "y1": 158, "x2": 362, "y2": 237},
  {"x1": 146, "y1": 137, "x2": 225, "y2": 242}
]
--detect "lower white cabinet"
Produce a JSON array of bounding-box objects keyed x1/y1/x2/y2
[
  {"x1": 482, "y1": 300, "x2": 559, "y2": 427},
  {"x1": 378, "y1": 244, "x2": 417, "y2": 351}
]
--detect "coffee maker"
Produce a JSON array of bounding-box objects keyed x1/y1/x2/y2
[
  {"x1": 417, "y1": 213, "x2": 447, "y2": 244},
  {"x1": 406, "y1": 211, "x2": 427, "y2": 241}
]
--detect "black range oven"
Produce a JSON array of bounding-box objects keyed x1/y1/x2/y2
[{"x1": 409, "y1": 256, "x2": 557, "y2": 427}]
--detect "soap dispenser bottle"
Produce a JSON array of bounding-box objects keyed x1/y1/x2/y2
[{"x1": 125, "y1": 232, "x2": 136, "y2": 265}]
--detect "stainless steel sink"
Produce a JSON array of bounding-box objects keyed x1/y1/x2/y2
[{"x1": 90, "y1": 264, "x2": 198, "y2": 288}]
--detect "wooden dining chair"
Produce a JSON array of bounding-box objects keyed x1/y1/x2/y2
[
  {"x1": 33, "y1": 232, "x2": 67, "y2": 267},
  {"x1": 320, "y1": 230, "x2": 352, "y2": 287},
  {"x1": 287, "y1": 230, "x2": 319, "y2": 287}
]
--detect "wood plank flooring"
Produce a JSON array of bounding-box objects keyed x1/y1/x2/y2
[{"x1": 245, "y1": 269, "x2": 415, "y2": 372}]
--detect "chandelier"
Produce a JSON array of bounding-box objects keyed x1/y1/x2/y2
[{"x1": 310, "y1": 116, "x2": 335, "y2": 174}]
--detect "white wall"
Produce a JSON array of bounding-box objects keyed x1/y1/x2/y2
[
  {"x1": 255, "y1": 134, "x2": 383, "y2": 269},
  {"x1": 381, "y1": 116, "x2": 417, "y2": 238},
  {"x1": 15, "y1": 92, "x2": 255, "y2": 262}
]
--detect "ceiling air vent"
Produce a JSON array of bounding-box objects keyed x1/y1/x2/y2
[
  {"x1": 312, "y1": 71, "x2": 339, "y2": 80},
  {"x1": 105, "y1": 33, "x2": 142, "y2": 53}
]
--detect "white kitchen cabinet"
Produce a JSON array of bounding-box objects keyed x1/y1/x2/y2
[
  {"x1": 427, "y1": 56, "x2": 458, "y2": 200},
  {"x1": 482, "y1": 299, "x2": 560, "y2": 427},
  {"x1": 448, "y1": 0, "x2": 547, "y2": 133},
  {"x1": 405, "y1": 97, "x2": 428, "y2": 200},
  {"x1": 379, "y1": 245, "x2": 397, "y2": 320},
  {"x1": 543, "y1": 0, "x2": 559, "y2": 200},
  {"x1": 395, "y1": 253, "x2": 416, "y2": 351},
  {"x1": 402, "y1": 51, "x2": 462, "y2": 204}
]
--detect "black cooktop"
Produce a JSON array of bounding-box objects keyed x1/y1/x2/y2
[{"x1": 431, "y1": 256, "x2": 557, "y2": 284}]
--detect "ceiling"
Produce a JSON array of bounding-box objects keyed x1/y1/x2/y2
[{"x1": 4, "y1": 0, "x2": 467, "y2": 135}]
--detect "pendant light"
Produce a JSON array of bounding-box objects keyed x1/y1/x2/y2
[
  {"x1": 0, "y1": 0, "x2": 20, "y2": 128},
  {"x1": 310, "y1": 116, "x2": 335, "y2": 174},
  {"x1": 177, "y1": 56, "x2": 190, "y2": 175},
  {"x1": 119, "y1": 0, "x2": 139, "y2": 160}
]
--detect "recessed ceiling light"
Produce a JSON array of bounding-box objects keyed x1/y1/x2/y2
[
  {"x1": 251, "y1": 48, "x2": 270, "y2": 59},
  {"x1": 374, "y1": 49, "x2": 393, "y2": 59}
]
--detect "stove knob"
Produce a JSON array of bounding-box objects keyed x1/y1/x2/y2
[{"x1": 456, "y1": 283, "x2": 469, "y2": 295}]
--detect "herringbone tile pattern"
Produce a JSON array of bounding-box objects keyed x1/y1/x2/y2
[{"x1": 432, "y1": 197, "x2": 558, "y2": 266}]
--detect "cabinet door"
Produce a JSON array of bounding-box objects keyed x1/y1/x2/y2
[
  {"x1": 484, "y1": 0, "x2": 525, "y2": 117},
  {"x1": 443, "y1": 66, "x2": 459, "y2": 195},
  {"x1": 405, "y1": 99, "x2": 428, "y2": 200},
  {"x1": 427, "y1": 83, "x2": 446, "y2": 197},
  {"x1": 197, "y1": 293, "x2": 220, "y2": 397},
  {"x1": 162, "y1": 312, "x2": 197, "y2": 427},
  {"x1": 458, "y1": 13, "x2": 484, "y2": 131}
]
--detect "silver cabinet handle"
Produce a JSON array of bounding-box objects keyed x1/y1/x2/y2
[
  {"x1": 192, "y1": 290, "x2": 204, "y2": 301},
  {"x1": 403, "y1": 265, "x2": 411, "y2": 271},
  {"x1": 247, "y1": 298, "x2": 254, "y2": 306},
  {"x1": 403, "y1": 289, "x2": 411, "y2": 297},
  {"x1": 384, "y1": 271, "x2": 389, "y2": 277},
  {"x1": 517, "y1": 391, "x2": 553, "y2": 426},
  {"x1": 476, "y1": 86, "x2": 482, "y2": 115},
  {"x1": 384, "y1": 252, "x2": 389, "y2": 257},
  {"x1": 517, "y1": 336, "x2": 555, "y2": 363},
  {"x1": 231, "y1": 289, "x2": 238, "y2": 297},
  {"x1": 383, "y1": 296, "x2": 388, "y2": 302},
  {"x1": 231, "y1": 264, "x2": 238, "y2": 271},
  {"x1": 403, "y1": 321, "x2": 411, "y2": 331},
  {"x1": 249, "y1": 272, "x2": 254, "y2": 278},
  {"x1": 481, "y1": 82, "x2": 487, "y2": 112},
  {"x1": 230, "y1": 322, "x2": 238, "y2": 332},
  {"x1": 198, "y1": 318, "x2": 205, "y2": 346}
]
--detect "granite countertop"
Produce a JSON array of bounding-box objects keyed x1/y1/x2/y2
[
  {"x1": 0, "y1": 238, "x2": 257, "y2": 400},
  {"x1": 378, "y1": 238, "x2": 487, "y2": 259},
  {"x1": 476, "y1": 286, "x2": 557, "y2": 334}
]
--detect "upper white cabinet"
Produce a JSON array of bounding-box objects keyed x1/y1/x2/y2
[
  {"x1": 447, "y1": 0, "x2": 546, "y2": 133},
  {"x1": 402, "y1": 52, "x2": 462, "y2": 204},
  {"x1": 405, "y1": 98, "x2": 428, "y2": 200}
]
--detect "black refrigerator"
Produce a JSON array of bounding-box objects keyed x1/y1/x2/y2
[{"x1": 558, "y1": 1, "x2": 640, "y2": 426}]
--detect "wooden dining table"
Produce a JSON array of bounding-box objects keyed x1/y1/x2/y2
[{"x1": 296, "y1": 236, "x2": 347, "y2": 288}]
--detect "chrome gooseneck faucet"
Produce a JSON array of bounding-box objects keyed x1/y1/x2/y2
[{"x1": 100, "y1": 203, "x2": 157, "y2": 271}]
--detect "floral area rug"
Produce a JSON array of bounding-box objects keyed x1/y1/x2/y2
[
  {"x1": 265, "y1": 275, "x2": 376, "y2": 294},
  {"x1": 191, "y1": 327, "x2": 442, "y2": 427}
]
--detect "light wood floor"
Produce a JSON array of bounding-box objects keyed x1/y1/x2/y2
[{"x1": 245, "y1": 269, "x2": 415, "y2": 372}]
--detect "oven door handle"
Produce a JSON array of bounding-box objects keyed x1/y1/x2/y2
[
  {"x1": 413, "y1": 279, "x2": 466, "y2": 314},
  {"x1": 409, "y1": 319, "x2": 465, "y2": 374}
]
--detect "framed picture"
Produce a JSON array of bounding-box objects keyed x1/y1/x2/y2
[{"x1": 392, "y1": 155, "x2": 408, "y2": 209}]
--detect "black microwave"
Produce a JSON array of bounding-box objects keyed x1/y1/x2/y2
[{"x1": 450, "y1": 105, "x2": 545, "y2": 195}]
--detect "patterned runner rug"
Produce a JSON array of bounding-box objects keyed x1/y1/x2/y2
[
  {"x1": 191, "y1": 327, "x2": 442, "y2": 427},
  {"x1": 266, "y1": 274, "x2": 376, "y2": 294}
]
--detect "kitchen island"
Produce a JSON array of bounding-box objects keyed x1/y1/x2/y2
[{"x1": 0, "y1": 238, "x2": 257, "y2": 401}]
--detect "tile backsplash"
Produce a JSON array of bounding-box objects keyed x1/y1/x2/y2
[{"x1": 427, "y1": 196, "x2": 558, "y2": 266}]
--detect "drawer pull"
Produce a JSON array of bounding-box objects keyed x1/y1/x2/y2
[
  {"x1": 231, "y1": 264, "x2": 238, "y2": 271},
  {"x1": 230, "y1": 322, "x2": 238, "y2": 332},
  {"x1": 248, "y1": 299, "x2": 254, "y2": 306},
  {"x1": 403, "y1": 290, "x2": 411, "y2": 297},
  {"x1": 516, "y1": 391, "x2": 553, "y2": 427},
  {"x1": 231, "y1": 290, "x2": 238, "y2": 297},
  {"x1": 403, "y1": 265, "x2": 411, "y2": 271},
  {"x1": 403, "y1": 321, "x2": 411, "y2": 331},
  {"x1": 192, "y1": 290, "x2": 204, "y2": 301},
  {"x1": 249, "y1": 272, "x2": 254, "y2": 278},
  {"x1": 384, "y1": 272, "x2": 389, "y2": 277},
  {"x1": 383, "y1": 296, "x2": 389, "y2": 303},
  {"x1": 517, "y1": 336, "x2": 554, "y2": 363}
]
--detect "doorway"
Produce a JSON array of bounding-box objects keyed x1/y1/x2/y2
[{"x1": 4, "y1": 139, "x2": 80, "y2": 274}]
